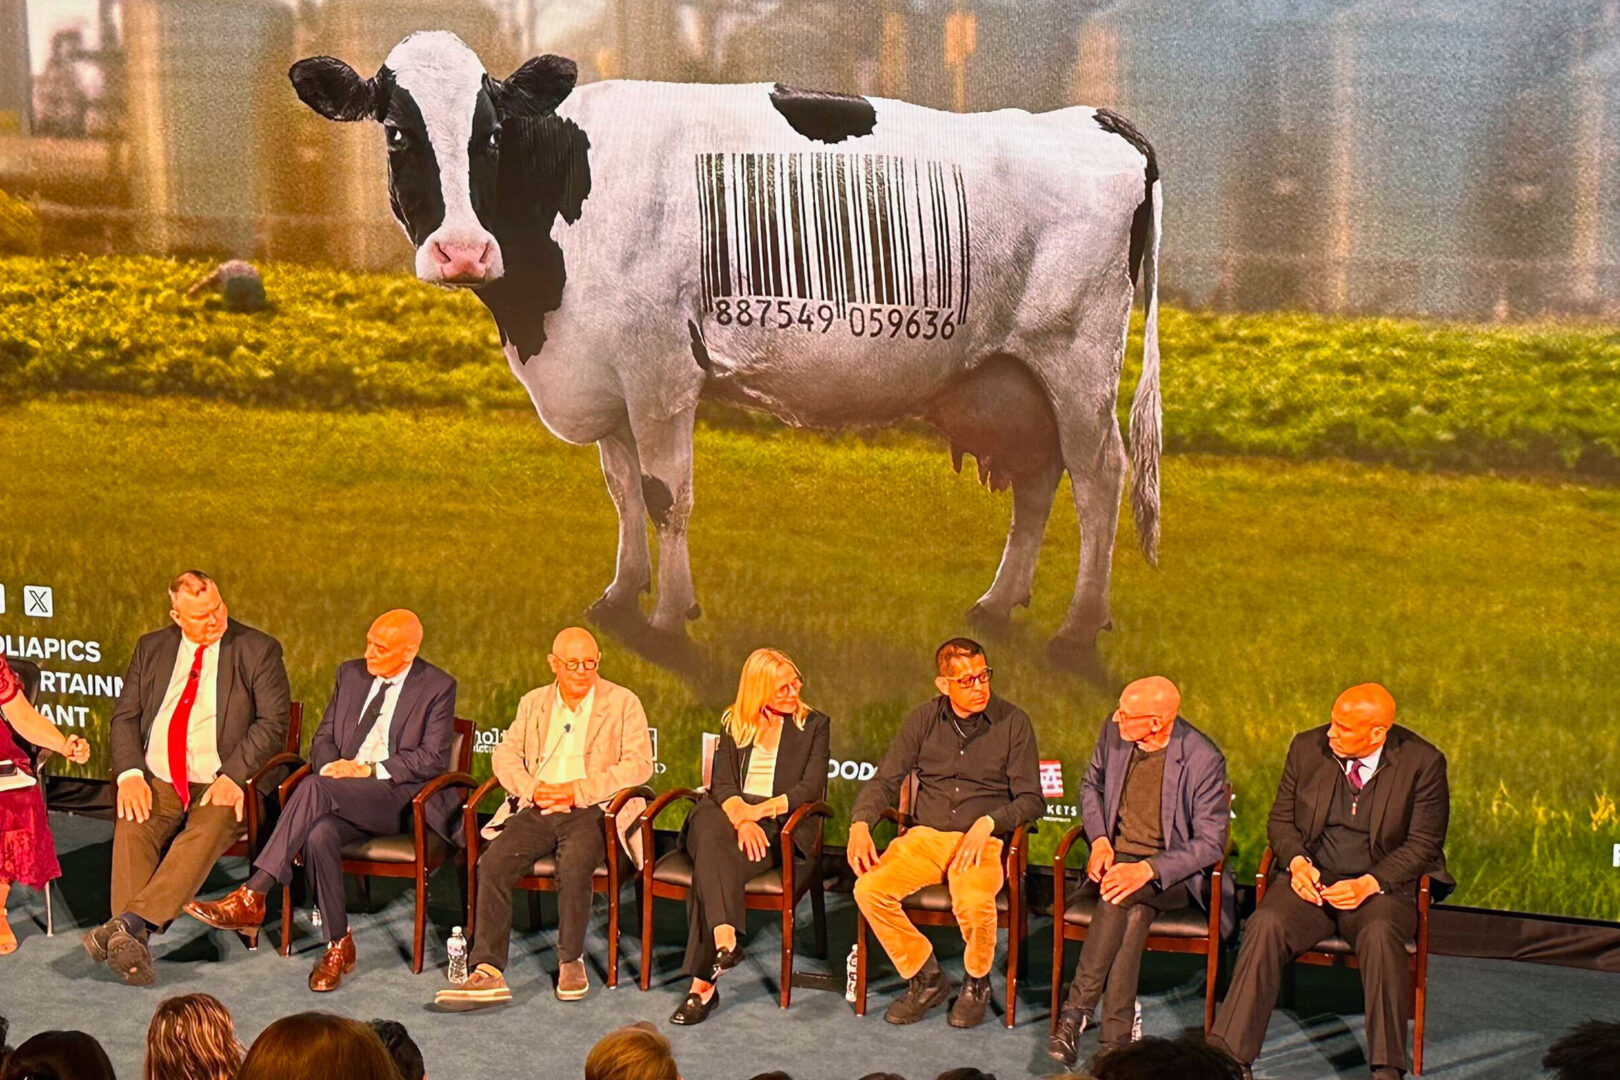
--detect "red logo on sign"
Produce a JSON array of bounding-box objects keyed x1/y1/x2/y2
[{"x1": 1039, "y1": 760, "x2": 1064, "y2": 799}]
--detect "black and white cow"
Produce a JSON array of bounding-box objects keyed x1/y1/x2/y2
[{"x1": 291, "y1": 31, "x2": 1163, "y2": 658}]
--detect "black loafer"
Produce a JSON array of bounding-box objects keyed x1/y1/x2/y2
[
  {"x1": 670, "y1": 986, "x2": 719, "y2": 1025},
  {"x1": 706, "y1": 945, "x2": 742, "y2": 983}
]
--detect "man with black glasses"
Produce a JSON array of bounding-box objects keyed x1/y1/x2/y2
[
  {"x1": 435, "y1": 627, "x2": 653, "y2": 1009},
  {"x1": 848, "y1": 638, "x2": 1045, "y2": 1028}
]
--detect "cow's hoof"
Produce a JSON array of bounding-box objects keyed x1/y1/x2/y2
[
  {"x1": 686, "y1": 602, "x2": 702, "y2": 621},
  {"x1": 1047, "y1": 633, "x2": 1109, "y2": 684},
  {"x1": 587, "y1": 593, "x2": 647, "y2": 632},
  {"x1": 966, "y1": 601, "x2": 1014, "y2": 632}
]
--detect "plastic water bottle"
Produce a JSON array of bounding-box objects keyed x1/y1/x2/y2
[
  {"x1": 1131, "y1": 997, "x2": 1143, "y2": 1041},
  {"x1": 844, "y1": 944, "x2": 859, "y2": 1003},
  {"x1": 447, "y1": 926, "x2": 469, "y2": 985},
  {"x1": 309, "y1": 907, "x2": 322, "y2": 929}
]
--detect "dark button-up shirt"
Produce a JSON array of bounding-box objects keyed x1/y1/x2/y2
[{"x1": 851, "y1": 693, "x2": 1045, "y2": 835}]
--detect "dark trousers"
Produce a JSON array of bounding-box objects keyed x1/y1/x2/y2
[
  {"x1": 1060, "y1": 853, "x2": 1190, "y2": 1046},
  {"x1": 251, "y1": 775, "x2": 410, "y2": 942},
  {"x1": 682, "y1": 800, "x2": 776, "y2": 977},
  {"x1": 1211, "y1": 879, "x2": 1418, "y2": 1072},
  {"x1": 470, "y1": 804, "x2": 606, "y2": 970}
]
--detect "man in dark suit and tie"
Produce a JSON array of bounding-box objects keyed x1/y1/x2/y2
[
  {"x1": 1049, "y1": 676, "x2": 1231, "y2": 1066},
  {"x1": 84, "y1": 570, "x2": 290, "y2": 986},
  {"x1": 184, "y1": 608, "x2": 457, "y2": 991},
  {"x1": 1210, "y1": 683, "x2": 1452, "y2": 1080}
]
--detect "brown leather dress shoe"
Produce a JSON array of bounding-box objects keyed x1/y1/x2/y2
[
  {"x1": 183, "y1": 886, "x2": 267, "y2": 949},
  {"x1": 309, "y1": 933, "x2": 356, "y2": 992}
]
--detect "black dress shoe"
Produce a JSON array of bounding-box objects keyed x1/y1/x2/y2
[
  {"x1": 706, "y1": 945, "x2": 742, "y2": 983},
  {"x1": 669, "y1": 986, "x2": 719, "y2": 1026}
]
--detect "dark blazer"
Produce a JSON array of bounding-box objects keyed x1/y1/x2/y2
[
  {"x1": 109, "y1": 620, "x2": 290, "y2": 786},
  {"x1": 1267, "y1": 724, "x2": 1454, "y2": 901},
  {"x1": 1081, "y1": 715, "x2": 1235, "y2": 938},
  {"x1": 707, "y1": 709, "x2": 832, "y2": 858},
  {"x1": 310, "y1": 657, "x2": 459, "y2": 840}
]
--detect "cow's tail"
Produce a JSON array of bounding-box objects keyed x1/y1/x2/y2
[{"x1": 1127, "y1": 177, "x2": 1163, "y2": 566}]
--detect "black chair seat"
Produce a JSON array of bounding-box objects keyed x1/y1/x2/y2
[
  {"x1": 1062, "y1": 893, "x2": 1210, "y2": 938},
  {"x1": 652, "y1": 850, "x2": 818, "y2": 897},
  {"x1": 902, "y1": 882, "x2": 1010, "y2": 915},
  {"x1": 1310, "y1": 934, "x2": 1417, "y2": 957},
  {"x1": 343, "y1": 832, "x2": 449, "y2": 864}
]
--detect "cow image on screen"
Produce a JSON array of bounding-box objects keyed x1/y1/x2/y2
[{"x1": 289, "y1": 30, "x2": 1164, "y2": 661}]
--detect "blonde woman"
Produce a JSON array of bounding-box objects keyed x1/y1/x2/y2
[
  {"x1": 669, "y1": 648, "x2": 830, "y2": 1026},
  {"x1": 143, "y1": 994, "x2": 244, "y2": 1080},
  {"x1": 0, "y1": 653, "x2": 91, "y2": 955}
]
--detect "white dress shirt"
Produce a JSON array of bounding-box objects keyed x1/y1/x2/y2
[
  {"x1": 743, "y1": 743, "x2": 779, "y2": 798},
  {"x1": 353, "y1": 673, "x2": 407, "y2": 780},
  {"x1": 535, "y1": 686, "x2": 594, "y2": 785},
  {"x1": 121, "y1": 637, "x2": 220, "y2": 786}
]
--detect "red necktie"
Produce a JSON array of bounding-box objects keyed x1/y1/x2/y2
[
  {"x1": 167, "y1": 644, "x2": 207, "y2": 810},
  {"x1": 1348, "y1": 760, "x2": 1365, "y2": 793}
]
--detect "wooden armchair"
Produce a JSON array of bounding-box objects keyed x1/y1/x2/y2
[
  {"x1": 1050, "y1": 785, "x2": 1232, "y2": 1034},
  {"x1": 234, "y1": 701, "x2": 306, "y2": 863},
  {"x1": 636, "y1": 786, "x2": 833, "y2": 1008},
  {"x1": 1255, "y1": 846, "x2": 1432, "y2": 1075},
  {"x1": 853, "y1": 776, "x2": 1031, "y2": 1028},
  {"x1": 277, "y1": 717, "x2": 477, "y2": 973},
  {"x1": 462, "y1": 780, "x2": 656, "y2": 988}
]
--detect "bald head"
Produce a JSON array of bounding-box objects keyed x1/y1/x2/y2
[
  {"x1": 365, "y1": 609, "x2": 423, "y2": 678},
  {"x1": 1329, "y1": 682, "x2": 1396, "y2": 758},
  {"x1": 1113, "y1": 675, "x2": 1180, "y2": 749},
  {"x1": 549, "y1": 626, "x2": 601, "y2": 706}
]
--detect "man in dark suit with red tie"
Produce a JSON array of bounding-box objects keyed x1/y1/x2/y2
[
  {"x1": 86, "y1": 570, "x2": 290, "y2": 986},
  {"x1": 184, "y1": 609, "x2": 457, "y2": 990},
  {"x1": 1210, "y1": 683, "x2": 1452, "y2": 1080}
]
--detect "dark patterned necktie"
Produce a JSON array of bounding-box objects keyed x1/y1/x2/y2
[
  {"x1": 1347, "y1": 760, "x2": 1365, "y2": 793},
  {"x1": 346, "y1": 681, "x2": 391, "y2": 760}
]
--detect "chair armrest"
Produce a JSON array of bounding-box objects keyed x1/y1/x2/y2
[
  {"x1": 780, "y1": 800, "x2": 834, "y2": 857},
  {"x1": 1208, "y1": 856, "x2": 1227, "y2": 940},
  {"x1": 1256, "y1": 845, "x2": 1277, "y2": 902},
  {"x1": 1052, "y1": 821, "x2": 1089, "y2": 912},
  {"x1": 1006, "y1": 823, "x2": 1030, "y2": 872},
  {"x1": 463, "y1": 777, "x2": 505, "y2": 864},
  {"x1": 638, "y1": 787, "x2": 702, "y2": 870},
  {"x1": 607, "y1": 784, "x2": 657, "y2": 815},
  {"x1": 245, "y1": 752, "x2": 304, "y2": 796},
  {"x1": 1053, "y1": 821, "x2": 1089, "y2": 866},
  {"x1": 411, "y1": 771, "x2": 478, "y2": 854},
  {"x1": 278, "y1": 762, "x2": 314, "y2": 804}
]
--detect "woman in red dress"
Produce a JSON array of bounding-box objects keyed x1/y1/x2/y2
[{"x1": 0, "y1": 652, "x2": 91, "y2": 954}]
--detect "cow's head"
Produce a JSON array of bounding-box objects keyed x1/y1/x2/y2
[{"x1": 290, "y1": 32, "x2": 577, "y2": 288}]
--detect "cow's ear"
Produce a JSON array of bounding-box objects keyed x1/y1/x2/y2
[
  {"x1": 493, "y1": 54, "x2": 577, "y2": 119},
  {"x1": 290, "y1": 56, "x2": 383, "y2": 122}
]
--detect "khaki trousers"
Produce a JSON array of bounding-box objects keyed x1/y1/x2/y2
[
  {"x1": 852, "y1": 826, "x2": 1004, "y2": 980},
  {"x1": 111, "y1": 779, "x2": 239, "y2": 928}
]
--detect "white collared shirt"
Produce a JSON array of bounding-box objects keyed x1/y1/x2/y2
[
  {"x1": 125, "y1": 637, "x2": 221, "y2": 786},
  {"x1": 535, "y1": 685, "x2": 594, "y2": 785},
  {"x1": 355, "y1": 672, "x2": 407, "y2": 780}
]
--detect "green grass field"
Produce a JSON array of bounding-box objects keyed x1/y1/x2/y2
[{"x1": 2, "y1": 397, "x2": 1617, "y2": 920}]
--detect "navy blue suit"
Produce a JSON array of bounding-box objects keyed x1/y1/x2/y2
[{"x1": 253, "y1": 657, "x2": 456, "y2": 941}]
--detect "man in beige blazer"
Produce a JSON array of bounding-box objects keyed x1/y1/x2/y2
[{"x1": 436, "y1": 627, "x2": 653, "y2": 1010}]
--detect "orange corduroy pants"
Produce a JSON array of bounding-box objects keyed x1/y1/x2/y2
[{"x1": 852, "y1": 826, "x2": 1004, "y2": 979}]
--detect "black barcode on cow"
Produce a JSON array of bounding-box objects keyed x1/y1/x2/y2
[{"x1": 695, "y1": 152, "x2": 971, "y2": 323}]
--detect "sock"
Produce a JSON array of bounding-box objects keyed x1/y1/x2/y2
[
  {"x1": 245, "y1": 870, "x2": 275, "y2": 895},
  {"x1": 116, "y1": 912, "x2": 153, "y2": 939},
  {"x1": 914, "y1": 951, "x2": 941, "y2": 985}
]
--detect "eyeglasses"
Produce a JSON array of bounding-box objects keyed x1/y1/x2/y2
[
  {"x1": 772, "y1": 678, "x2": 804, "y2": 696},
  {"x1": 946, "y1": 669, "x2": 992, "y2": 688},
  {"x1": 552, "y1": 657, "x2": 600, "y2": 672}
]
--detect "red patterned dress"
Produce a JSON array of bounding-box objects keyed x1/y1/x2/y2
[{"x1": 0, "y1": 653, "x2": 61, "y2": 888}]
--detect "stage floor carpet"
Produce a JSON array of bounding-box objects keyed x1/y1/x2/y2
[{"x1": 0, "y1": 814, "x2": 1609, "y2": 1079}]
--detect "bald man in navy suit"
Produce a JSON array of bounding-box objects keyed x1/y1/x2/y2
[{"x1": 185, "y1": 610, "x2": 457, "y2": 991}]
